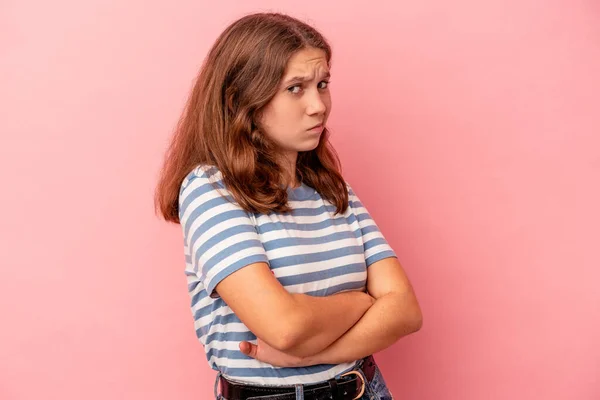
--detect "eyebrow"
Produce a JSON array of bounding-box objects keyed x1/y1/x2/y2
[{"x1": 283, "y1": 71, "x2": 331, "y2": 86}]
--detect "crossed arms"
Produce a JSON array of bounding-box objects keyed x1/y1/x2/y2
[{"x1": 214, "y1": 256, "x2": 422, "y2": 367}]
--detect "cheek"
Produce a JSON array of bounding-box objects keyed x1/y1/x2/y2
[
  {"x1": 258, "y1": 107, "x2": 281, "y2": 132},
  {"x1": 322, "y1": 94, "x2": 332, "y2": 113},
  {"x1": 263, "y1": 99, "x2": 297, "y2": 125},
  {"x1": 259, "y1": 110, "x2": 291, "y2": 139}
]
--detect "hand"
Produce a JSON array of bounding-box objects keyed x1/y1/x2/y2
[{"x1": 239, "y1": 338, "x2": 305, "y2": 367}]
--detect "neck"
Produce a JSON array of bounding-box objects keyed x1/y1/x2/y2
[
  {"x1": 282, "y1": 170, "x2": 299, "y2": 188},
  {"x1": 279, "y1": 151, "x2": 299, "y2": 188}
]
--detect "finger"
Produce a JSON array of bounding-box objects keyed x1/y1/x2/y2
[
  {"x1": 239, "y1": 341, "x2": 258, "y2": 358},
  {"x1": 239, "y1": 341, "x2": 250, "y2": 354}
]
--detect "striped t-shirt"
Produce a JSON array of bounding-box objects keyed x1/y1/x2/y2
[{"x1": 178, "y1": 165, "x2": 397, "y2": 385}]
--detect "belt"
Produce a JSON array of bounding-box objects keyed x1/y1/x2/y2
[{"x1": 219, "y1": 355, "x2": 377, "y2": 400}]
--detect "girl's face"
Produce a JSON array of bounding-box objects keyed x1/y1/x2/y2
[{"x1": 258, "y1": 47, "x2": 332, "y2": 163}]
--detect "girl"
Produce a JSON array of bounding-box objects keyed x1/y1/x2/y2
[{"x1": 155, "y1": 12, "x2": 422, "y2": 400}]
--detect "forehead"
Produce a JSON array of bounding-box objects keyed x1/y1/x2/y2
[{"x1": 283, "y1": 48, "x2": 329, "y2": 77}]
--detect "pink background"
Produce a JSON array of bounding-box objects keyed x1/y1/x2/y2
[{"x1": 1, "y1": 1, "x2": 599, "y2": 399}]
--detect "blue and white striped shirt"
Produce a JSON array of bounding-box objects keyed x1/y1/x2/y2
[{"x1": 179, "y1": 165, "x2": 396, "y2": 385}]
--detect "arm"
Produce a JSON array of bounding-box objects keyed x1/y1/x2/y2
[
  {"x1": 216, "y1": 262, "x2": 375, "y2": 355},
  {"x1": 301, "y1": 257, "x2": 422, "y2": 365},
  {"x1": 240, "y1": 256, "x2": 422, "y2": 366}
]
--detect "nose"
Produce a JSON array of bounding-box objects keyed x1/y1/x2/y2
[{"x1": 305, "y1": 91, "x2": 327, "y2": 116}]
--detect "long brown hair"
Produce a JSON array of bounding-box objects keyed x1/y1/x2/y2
[{"x1": 155, "y1": 12, "x2": 348, "y2": 223}]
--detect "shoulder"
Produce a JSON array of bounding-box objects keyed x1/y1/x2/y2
[
  {"x1": 344, "y1": 181, "x2": 354, "y2": 194},
  {"x1": 343, "y1": 180, "x2": 359, "y2": 200},
  {"x1": 181, "y1": 164, "x2": 224, "y2": 192},
  {"x1": 179, "y1": 164, "x2": 231, "y2": 201},
  {"x1": 178, "y1": 164, "x2": 236, "y2": 221}
]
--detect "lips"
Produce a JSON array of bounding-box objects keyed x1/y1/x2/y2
[{"x1": 308, "y1": 123, "x2": 323, "y2": 130}]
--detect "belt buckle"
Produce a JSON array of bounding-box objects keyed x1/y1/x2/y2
[{"x1": 340, "y1": 370, "x2": 365, "y2": 400}]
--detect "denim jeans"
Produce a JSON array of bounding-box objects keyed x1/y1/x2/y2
[
  {"x1": 214, "y1": 356, "x2": 394, "y2": 400},
  {"x1": 357, "y1": 360, "x2": 394, "y2": 400}
]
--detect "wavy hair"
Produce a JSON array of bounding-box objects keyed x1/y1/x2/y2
[{"x1": 155, "y1": 12, "x2": 348, "y2": 223}]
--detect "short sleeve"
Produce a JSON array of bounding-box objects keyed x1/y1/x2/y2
[
  {"x1": 347, "y1": 184, "x2": 397, "y2": 267},
  {"x1": 178, "y1": 167, "x2": 269, "y2": 298}
]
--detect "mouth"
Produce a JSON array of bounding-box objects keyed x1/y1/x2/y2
[{"x1": 307, "y1": 123, "x2": 324, "y2": 131}]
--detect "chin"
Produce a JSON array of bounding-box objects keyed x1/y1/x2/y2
[
  {"x1": 286, "y1": 137, "x2": 322, "y2": 154},
  {"x1": 299, "y1": 142, "x2": 320, "y2": 152}
]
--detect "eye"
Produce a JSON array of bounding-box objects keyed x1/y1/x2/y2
[
  {"x1": 318, "y1": 80, "x2": 330, "y2": 89},
  {"x1": 287, "y1": 85, "x2": 302, "y2": 94}
]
